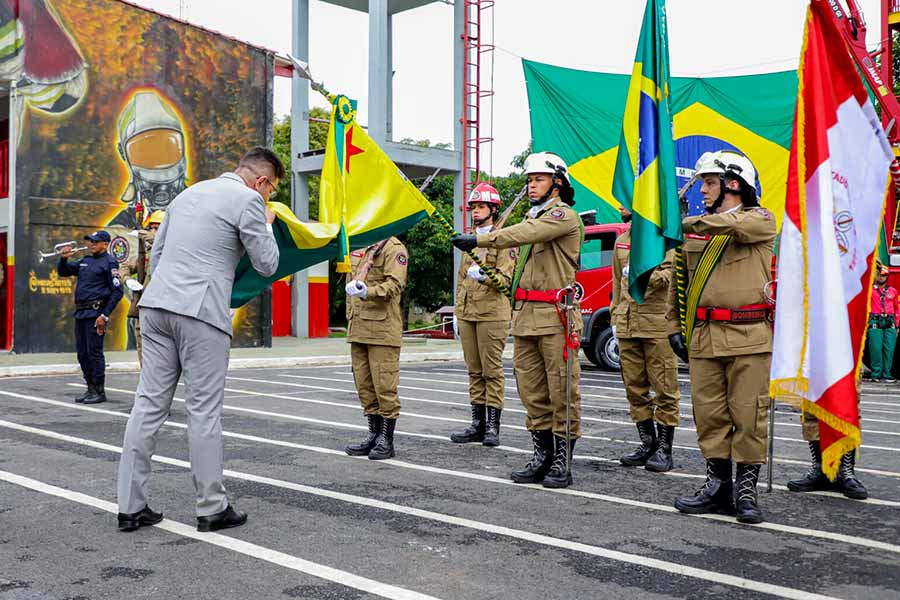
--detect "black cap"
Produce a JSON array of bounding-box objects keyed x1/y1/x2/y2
[{"x1": 84, "y1": 230, "x2": 111, "y2": 243}]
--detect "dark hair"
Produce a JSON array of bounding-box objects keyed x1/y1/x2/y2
[
  {"x1": 723, "y1": 175, "x2": 758, "y2": 207},
  {"x1": 239, "y1": 146, "x2": 286, "y2": 181}
]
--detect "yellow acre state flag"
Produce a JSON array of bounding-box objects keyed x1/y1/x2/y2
[{"x1": 320, "y1": 95, "x2": 436, "y2": 272}]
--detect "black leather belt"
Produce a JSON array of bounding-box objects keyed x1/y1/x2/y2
[{"x1": 75, "y1": 298, "x2": 107, "y2": 311}]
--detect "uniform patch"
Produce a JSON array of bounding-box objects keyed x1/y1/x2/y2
[
  {"x1": 686, "y1": 233, "x2": 711, "y2": 241},
  {"x1": 616, "y1": 243, "x2": 630, "y2": 249},
  {"x1": 111, "y1": 268, "x2": 119, "y2": 277},
  {"x1": 549, "y1": 208, "x2": 566, "y2": 220},
  {"x1": 112, "y1": 277, "x2": 121, "y2": 288},
  {"x1": 110, "y1": 236, "x2": 130, "y2": 263},
  {"x1": 397, "y1": 254, "x2": 408, "y2": 266},
  {"x1": 753, "y1": 207, "x2": 774, "y2": 220}
]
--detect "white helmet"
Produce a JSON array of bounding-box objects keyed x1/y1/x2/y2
[
  {"x1": 524, "y1": 152, "x2": 569, "y2": 183},
  {"x1": 694, "y1": 151, "x2": 725, "y2": 176},
  {"x1": 715, "y1": 150, "x2": 757, "y2": 191}
]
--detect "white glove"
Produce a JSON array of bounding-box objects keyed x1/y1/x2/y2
[
  {"x1": 346, "y1": 280, "x2": 368, "y2": 298},
  {"x1": 466, "y1": 264, "x2": 487, "y2": 282},
  {"x1": 611, "y1": 325, "x2": 617, "y2": 339},
  {"x1": 125, "y1": 279, "x2": 144, "y2": 292},
  {"x1": 621, "y1": 265, "x2": 630, "y2": 279}
]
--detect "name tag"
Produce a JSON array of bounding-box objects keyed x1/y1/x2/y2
[
  {"x1": 616, "y1": 243, "x2": 630, "y2": 249},
  {"x1": 686, "y1": 234, "x2": 711, "y2": 241}
]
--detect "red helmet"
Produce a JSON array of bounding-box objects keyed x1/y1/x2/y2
[{"x1": 467, "y1": 182, "x2": 502, "y2": 208}]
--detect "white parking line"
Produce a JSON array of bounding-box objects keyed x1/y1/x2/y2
[
  {"x1": 228, "y1": 376, "x2": 900, "y2": 451},
  {"x1": 289, "y1": 373, "x2": 900, "y2": 430},
  {"x1": 0, "y1": 470, "x2": 442, "y2": 600},
  {"x1": 0, "y1": 422, "x2": 855, "y2": 600}
]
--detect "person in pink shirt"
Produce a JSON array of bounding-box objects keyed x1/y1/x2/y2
[{"x1": 867, "y1": 263, "x2": 899, "y2": 383}]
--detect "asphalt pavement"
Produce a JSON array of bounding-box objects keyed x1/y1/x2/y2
[{"x1": 0, "y1": 360, "x2": 898, "y2": 599}]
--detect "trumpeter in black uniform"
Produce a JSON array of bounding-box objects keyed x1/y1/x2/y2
[{"x1": 58, "y1": 230, "x2": 124, "y2": 404}]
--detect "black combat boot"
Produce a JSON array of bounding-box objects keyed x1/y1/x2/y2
[
  {"x1": 345, "y1": 414, "x2": 383, "y2": 456},
  {"x1": 75, "y1": 380, "x2": 95, "y2": 404},
  {"x1": 83, "y1": 378, "x2": 107, "y2": 405},
  {"x1": 510, "y1": 430, "x2": 554, "y2": 484},
  {"x1": 645, "y1": 424, "x2": 675, "y2": 472},
  {"x1": 450, "y1": 404, "x2": 485, "y2": 443},
  {"x1": 734, "y1": 463, "x2": 764, "y2": 524},
  {"x1": 542, "y1": 436, "x2": 576, "y2": 489},
  {"x1": 674, "y1": 459, "x2": 735, "y2": 515},
  {"x1": 620, "y1": 419, "x2": 657, "y2": 467},
  {"x1": 482, "y1": 407, "x2": 501, "y2": 447},
  {"x1": 835, "y1": 451, "x2": 868, "y2": 500},
  {"x1": 787, "y1": 441, "x2": 830, "y2": 492},
  {"x1": 368, "y1": 418, "x2": 397, "y2": 460}
]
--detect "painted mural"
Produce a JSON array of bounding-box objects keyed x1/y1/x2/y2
[{"x1": 10, "y1": 0, "x2": 274, "y2": 352}]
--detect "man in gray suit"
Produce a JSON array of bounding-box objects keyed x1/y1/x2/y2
[{"x1": 117, "y1": 147, "x2": 283, "y2": 533}]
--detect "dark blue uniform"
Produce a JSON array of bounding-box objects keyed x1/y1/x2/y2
[{"x1": 58, "y1": 252, "x2": 123, "y2": 386}]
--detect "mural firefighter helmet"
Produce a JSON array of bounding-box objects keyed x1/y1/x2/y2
[
  {"x1": 117, "y1": 91, "x2": 188, "y2": 215},
  {"x1": 524, "y1": 151, "x2": 575, "y2": 206}
]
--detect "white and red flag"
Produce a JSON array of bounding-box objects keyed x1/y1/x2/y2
[{"x1": 770, "y1": 0, "x2": 894, "y2": 479}]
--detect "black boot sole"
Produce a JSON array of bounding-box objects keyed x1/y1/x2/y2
[
  {"x1": 786, "y1": 481, "x2": 831, "y2": 493},
  {"x1": 368, "y1": 448, "x2": 395, "y2": 460},
  {"x1": 541, "y1": 473, "x2": 573, "y2": 488},
  {"x1": 449, "y1": 434, "x2": 484, "y2": 443},
  {"x1": 482, "y1": 436, "x2": 499, "y2": 447},
  {"x1": 645, "y1": 458, "x2": 673, "y2": 472},
  {"x1": 736, "y1": 512, "x2": 765, "y2": 524},
  {"x1": 510, "y1": 472, "x2": 545, "y2": 484},
  {"x1": 673, "y1": 499, "x2": 736, "y2": 515},
  {"x1": 619, "y1": 455, "x2": 651, "y2": 467},
  {"x1": 345, "y1": 445, "x2": 375, "y2": 457},
  {"x1": 82, "y1": 397, "x2": 107, "y2": 405}
]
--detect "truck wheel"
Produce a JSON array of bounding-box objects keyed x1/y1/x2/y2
[{"x1": 593, "y1": 327, "x2": 620, "y2": 371}]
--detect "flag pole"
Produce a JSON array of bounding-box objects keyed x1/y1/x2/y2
[
  {"x1": 766, "y1": 397, "x2": 776, "y2": 493},
  {"x1": 292, "y1": 57, "x2": 510, "y2": 295}
]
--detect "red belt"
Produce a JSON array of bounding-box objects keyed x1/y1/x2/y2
[
  {"x1": 696, "y1": 304, "x2": 773, "y2": 323},
  {"x1": 514, "y1": 287, "x2": 581, "y2": 359},
  {"x1": 514, "y1": 287, "x2": 564, "y2": 303}
]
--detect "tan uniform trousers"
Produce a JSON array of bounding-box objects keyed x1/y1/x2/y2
[
  {"x1": 513, "y1": 333, "x2": 581, "y2": 439},
  {"x1": 458, "y1": 319, "x2": 508, "y2": 409},
  {"x1": 351, "y1": 342, "x2": 401, "y2": 419},
  {"x1": 617, "y1": 337, "x2": 680, "y2": 427},
  {"x1": 690, "y1": 353, "x2": 771, "y2": 464}
]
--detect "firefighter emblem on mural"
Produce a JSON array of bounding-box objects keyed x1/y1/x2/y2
[{"x1": 108, "y1": 90, "x2": 189, "y2": 229}]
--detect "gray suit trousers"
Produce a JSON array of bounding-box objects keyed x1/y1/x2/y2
[{"x1": 117, "y1": 307, "x2": 230, "y2": 517}]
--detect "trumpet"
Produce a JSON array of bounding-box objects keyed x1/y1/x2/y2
[{"x1": 38, "y1": 241, "x2": 88, "y2": 263}]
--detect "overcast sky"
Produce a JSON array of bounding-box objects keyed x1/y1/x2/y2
[{"x1": 131, "y1": 0, "x2": 884, "y2": 174}]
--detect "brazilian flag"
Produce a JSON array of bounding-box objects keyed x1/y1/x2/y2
[{"x1": 610, "y1": 0, "x2": 680, "y2": 303}]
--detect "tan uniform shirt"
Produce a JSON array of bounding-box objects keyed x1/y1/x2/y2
[
  {"x1": 667, "y1": 207, "x2": 777, "y2": 358},
  {"x1": 454, "y1": 242, "x2": 515, "y2": 322},
  {"x1": 119, "y1": 231, "x2": 155, "y2": 318},
  {"x1": 477, "y1": 200, "x2": 582, "y2": 336},
  {"x1": 346, "y1": 237, "x2": 408, "y2": 347},
  {"x1": 610, "y1": 230, "x2": 677, "y2": 338}
]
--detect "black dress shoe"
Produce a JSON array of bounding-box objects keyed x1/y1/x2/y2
[
  {"x1": 197, "y1": 505, "x2": 247, "y2": 532},
  {"x1": 118, "y1": 505, "x2": 163, "y2": 532}
]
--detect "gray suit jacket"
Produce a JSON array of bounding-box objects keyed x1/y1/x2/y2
[{"x1": 140, "y1": 172, "x2": 279, "y2": 335}]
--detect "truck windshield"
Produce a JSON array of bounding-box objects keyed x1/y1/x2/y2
[{"x1": 580, "y1": 231, "x2": 618, "y2": 271}]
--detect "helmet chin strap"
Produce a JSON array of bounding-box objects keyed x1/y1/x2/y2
[
  {"x1": 472, "y1": 208, "x2": 498, "y2": 227},
  {"x1": 705, "y1": 175, "x2": 727, "y2": 214}
]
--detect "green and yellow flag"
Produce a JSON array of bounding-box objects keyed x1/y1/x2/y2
[
  {"x1": 611, "y1": 0, "x2": 681, "y2": 303},
  {"x1": 320, "y1": 94, "x2": 436, "y2": 272},
  {"x1": 231, "y1": 93, "x2": 436, "y2": 307}
]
